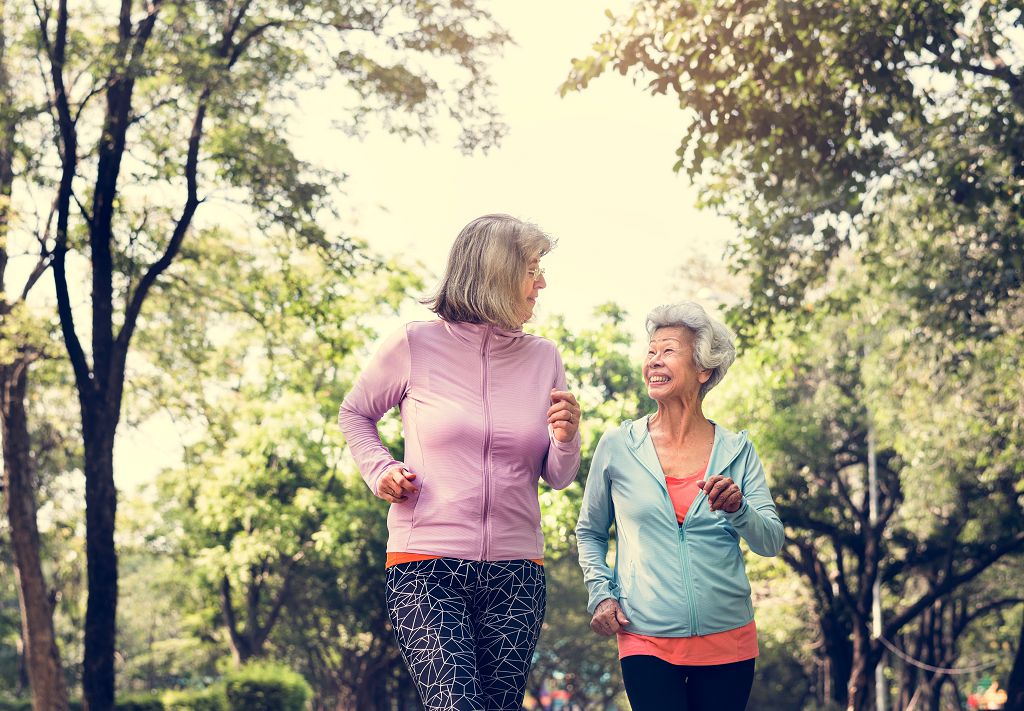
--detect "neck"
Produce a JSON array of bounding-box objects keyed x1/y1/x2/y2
[{"x1": 649, "y1": 397, "x2": 711, "y2": 443}]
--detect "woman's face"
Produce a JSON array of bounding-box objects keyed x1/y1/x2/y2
[
  {"x1": 643, "y1": 327, "x2": 711, "y2": 402},
  {"x1": 518, "y1": 255, "x2": 546, "y2": 324}
]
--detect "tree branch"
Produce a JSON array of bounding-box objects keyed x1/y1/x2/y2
[
  {"x1": 37, "y1": 0, "x2": 92, "y2": 393},
  {"x1": 113, "y1": 90, "x2": 208, "y2": 381},
  {"x1": 884, "y1": 531, "x2": 1024, "y2": 639}
]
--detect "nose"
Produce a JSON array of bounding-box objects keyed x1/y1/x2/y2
[{"x1": 536, "y1": 273, "x2": 546, "y2": 289}]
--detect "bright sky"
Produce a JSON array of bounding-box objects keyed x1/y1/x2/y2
[
  {"x1": 293, "y1": 0, "x2": 736, "y2": 340},
  {"x1": 113, "y1": 0, "x2": 738, "y2": 490}
]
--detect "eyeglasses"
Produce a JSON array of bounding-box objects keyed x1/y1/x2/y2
[{"x1": 526, "y1": 267, "x2": 545, "y2": 282}]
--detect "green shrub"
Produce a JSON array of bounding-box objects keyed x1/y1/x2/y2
[
  {"x1": 163, "y1": 686, "x2": 226, "y2": 711},
  {"x1": 1, "y1": 696, "x2": 166, "y2": 711},
  {"x1": 117, "y1": 694, "x2": 165, "y2": 711},
  {"x1": 222, "y1": 662, "x2": 311, "y2": 711}
]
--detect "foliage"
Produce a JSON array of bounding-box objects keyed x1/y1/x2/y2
[
  {"x1": 713, "y1": 270, "x2": 1024, "y2": 707},
  {"x1": 112, "y1": 695, "x2": 165, "y2": 711},
  {"x1": 222, "y1": 662, "x2": 312, "y2": 711},
  {"x1": 3, "y1": 0, "x2": 514, "y2": 704},
  {"x1": 531, "y1": 303, "x2": 653, "y2": 558},
  {"x1": 563, "y1": 0, "x2": 1024, "y2": 339},
  {"x1": 161, "y1": 687, "x2": 225, "y2": 711},
  {"x1": 126, "y1": 227, "x2": 418, "y2": 705}
]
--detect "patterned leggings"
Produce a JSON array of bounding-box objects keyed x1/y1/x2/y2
[{"x1": 385, "y1": 557, "x2": 546, "y2": 711}]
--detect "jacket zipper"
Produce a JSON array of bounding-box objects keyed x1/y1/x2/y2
[
  {"x1": 627, "y1": 443, "x2": 701, "y2": 636},
  {"x1": 680, "y1": 491, "x2": 707, "y2": 636},
  {"x1": 479, "y1": 327, "x2": 492, "y2": 560}
]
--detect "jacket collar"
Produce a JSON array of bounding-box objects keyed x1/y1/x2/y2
[
  {"x1": 442, "y1": 319, "x2": 525, "y2": 350},
  {"x1": 622, "y1": 415, "x2": 748, "y2": 488}
]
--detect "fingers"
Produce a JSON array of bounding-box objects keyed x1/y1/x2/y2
[
  {"x1": 720, "y1": 487, "x2": 744, "y2": 513},
  {"x1": 590, "y1": 599, "x2": 629, "y2": 636},
  {"x1": 378, "y1": 467, "x2": 418, "y2": 503},
  {"x1": 548, "y1": 389, "x2": 581, "y2": 443},
  {"x1": 549, "y1": 389, "x2": 579, "y2": 407},
  {"x1": 700, "y1": 475, "x2": 742, "y2": 512},
  {"x1": 614, "y1": 608, "x2": 631, "y2": 628}
]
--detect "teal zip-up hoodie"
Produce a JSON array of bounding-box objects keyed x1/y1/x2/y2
[{"x1": 576, "y1": 416, "x2": 784, "y2": 637}]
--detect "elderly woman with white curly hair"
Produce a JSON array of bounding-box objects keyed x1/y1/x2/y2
[{"x1": 575, "y1": 301, "x2": 783, "y2": 711}]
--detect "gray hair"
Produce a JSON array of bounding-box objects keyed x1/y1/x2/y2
[
  {"x1": 422, "y1": 214, "x2": 555, "y2": 329},
  {"x1": 646, "y1": 302, "x2": 736, "y2": 399}
]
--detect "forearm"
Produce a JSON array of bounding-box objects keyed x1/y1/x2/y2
[
  {"x1": 723, "y1": 500, "x2": 784, "y2": 556},
  {"x1": 338, "y1": 404, "x2": 401, "y2": 495},
  {"x1": 543, "y1": 430, "x2": 581, "y2": 489}
]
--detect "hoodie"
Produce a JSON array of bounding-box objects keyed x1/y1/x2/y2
[
  {"x1": 339, "y1": 319, "x2": 581, "y2": 561},
  {"x1": 576, "y1": 416, "x2": 783, "y2": 637}
]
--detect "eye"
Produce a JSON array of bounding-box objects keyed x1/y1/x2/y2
[{"x1": 664, "y1": 348, "x2": 674, "y2": 354}]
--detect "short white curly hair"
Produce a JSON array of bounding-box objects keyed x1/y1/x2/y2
[{"x1": 646, "y1": 302, "x2": 736, "y2": 400}]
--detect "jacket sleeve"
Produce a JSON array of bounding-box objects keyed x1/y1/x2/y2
[
  {"x1": 542, "y1": 345, "x2": 581, "y2": 490},
  {"x1": 575, "y1": 430, "x2": 619, "y2": 614},
  {"x1": 721, "y1": 441, "x2": 784, "y2": 557},
  {"x1": 337, "y1": 325, "x2": 411, "y2": 497}
]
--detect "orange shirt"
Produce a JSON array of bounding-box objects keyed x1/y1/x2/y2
[
  {"x1": 386, "y1": 552, "x2": 543, "y2": 568},
  {"x1": 617, "y1": 463, "x2": 758, "y2": 665}
]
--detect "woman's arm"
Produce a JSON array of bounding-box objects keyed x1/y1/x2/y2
[
  {"x1": 575, "y1": 431, "x2": 620, "y2": 613},
  {"x1": 542, "y1": 347, "x2": 581, "y2": 489},
  {"x1": 721, "y1": 444, "x2": 784, "y2": 557},
  {"x1": 337, "y1": 326, "x2": 411, "y2": 497}
]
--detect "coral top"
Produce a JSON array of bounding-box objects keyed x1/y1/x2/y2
[{"x1": 617, "y1": 463, "x2": 759, "y2": 665}]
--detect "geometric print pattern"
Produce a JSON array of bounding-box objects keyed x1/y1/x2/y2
[{"x1": 385, "y1": 558, "x2": 546, "y2": 711}]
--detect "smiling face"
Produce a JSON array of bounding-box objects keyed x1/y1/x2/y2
[
  {"x1": 643, "y1": 326, "x2": 712, "y2": 403},
  {"x1": 518, "y1": 254, "x2": 546, "y2": 324}
]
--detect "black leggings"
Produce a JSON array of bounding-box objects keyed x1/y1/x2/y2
[
  {"x1": 620, "y1": 655, "x2": 756, "y2": 711},
  {"x1": 385, "y1": 557, "x2": 546, "y2": 711}
]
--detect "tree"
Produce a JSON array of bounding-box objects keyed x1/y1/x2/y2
[
  {"x1": 17, "y1": 1, "x2": 510, "y2": 707},
  {"x1": 566, "y1": 5, "x2": 1024, "y2": 708},
  {"x1": 1008, "y1": 609, "x2": 1024, "y2": 711},
  {"x1": 712, "y1": 277, "x2": 1024, "y2": 710},
  {"x1": 0, "y1": 3, "x2": 71, "y2": 707},
  {"x1": 562, "y1": 0, "x2": 1023, "y2": 337},
  {"x1": 130, "y1": 227, "x2": 419, "y2": 706}
]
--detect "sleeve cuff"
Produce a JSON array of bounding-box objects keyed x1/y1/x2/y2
[
  {"x1": 587, "y1": 584, "x2": 620, "y2": 614},
  {"x1": 370, "y1": 461, "x2": 402, "y2": 497},
  {"x1": 549, "y1": 429, "x2": 581, "y2": 451}
]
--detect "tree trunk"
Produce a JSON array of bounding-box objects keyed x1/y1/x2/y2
[
  {"x1": 1007, "y1": 610, "x2": 1024, "y2": 711},
  {"x1": 846, "y1": 626, "x2": 876, "y2": 711},
  {"x1": 822, "y1": 613, "x2": 853, "y2": 707},
  {"x1": 81, "y1": 412, "x2": 119, "y2": 711},
  {"x1": 1, "y1": 364, "x2": 71, "y2": 711}
]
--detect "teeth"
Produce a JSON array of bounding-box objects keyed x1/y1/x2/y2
[{"x1": 649, "y1": 376, "x2": 670, "y2": 383}]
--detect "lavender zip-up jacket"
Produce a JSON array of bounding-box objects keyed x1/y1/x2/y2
[{"x1": 339, "y1": 319, "x2": 581, "y2": 561}]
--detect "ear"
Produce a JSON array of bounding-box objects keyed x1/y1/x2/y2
[{"x1": 697, "y1": 368, "x2": 712, "y2": 384}]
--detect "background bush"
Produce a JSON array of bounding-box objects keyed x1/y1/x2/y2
[{"x1": 222, "y1": 662, "x2": 311, "y2": 711}]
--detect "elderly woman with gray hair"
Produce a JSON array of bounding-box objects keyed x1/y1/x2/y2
[
  {"x1": 340, "y1": 214, "x2": 581, "y2": 711},
  {"x1": 575, "y1": 301, "x2": 783, "y2": 711}
]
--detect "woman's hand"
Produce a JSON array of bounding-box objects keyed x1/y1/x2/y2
[
  {"x1": 590, "y1": 598, "x2": 630, "y2": 636},
  {"x1": 548, "y1": 389, "x2": 581, "y2": 443},
  {"x1": 698, "y1": 475, "x2": 743, "y2": 513},
  {"x1": 377, "y1": 465, "x2": 418, "y2": 503}
]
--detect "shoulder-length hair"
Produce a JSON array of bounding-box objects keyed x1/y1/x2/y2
[{"x1": 422, "y1": 214, "x2": 555, "y2": 329}]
